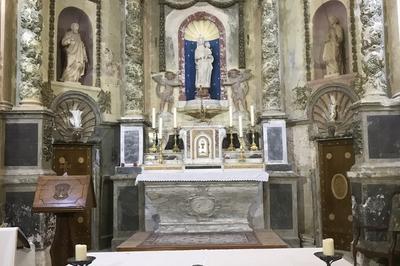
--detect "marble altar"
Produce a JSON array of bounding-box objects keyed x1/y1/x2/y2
[{"x1": 137, "y1": 169, "x2": 268, "y2": 233}]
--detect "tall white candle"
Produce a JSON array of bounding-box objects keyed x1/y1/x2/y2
[
  {"x1": 238, "y1": 115, "x2": 243, "y2": 138},
  {"x1": 250, "y1": 105, "x2": 255, "y2": 127},
  {"x1": 75, "y1": 244, "x2": 87, "y2": 261},
  {"x1": 158, "y1": 117, "x2": 163, "y2": 139},
  {"x1": 229, "y1": 105, "x2": 233, "y2": 127},
  {"x1": 322, "y1": 238, "x2": 334, "y2": 256},
  {"x1": 152, "y1": 108, "x2": 156, "y2": 129},
  {"x1": 173, "y1": 107, "x2": 177, "y2": 128}
]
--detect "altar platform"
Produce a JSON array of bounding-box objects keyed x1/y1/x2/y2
[
  {"x1": 117, "y1": 230, "x2": 287, "y2": 251},
  {"x1": 81, "y1": 248, "x2": 352, "y2": 266}
]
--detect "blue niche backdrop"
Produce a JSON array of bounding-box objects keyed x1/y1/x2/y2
[{"x1": 184, "y1": 39, "x2": 221, "y2": 100}]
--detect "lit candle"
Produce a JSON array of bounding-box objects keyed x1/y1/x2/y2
[
  {"x1": 229, "y1": 105, "x2": 233, "y2": 127},
  {"x1": 173, "y1": 107, "x2": 177, "y2": 128},
  {"x1": 322, "y1": 238, "x2": 334, "y2": 256},
  {"x1": 250, "y1": 105, "x2": 255, "y2": 127},
  {"x1": 75, "y1": 244, "x2": 87, "y2": 261},
  {"x1": 152, "y1": 108, "x2": 156, "y2": 129},
  {"x1": 238, "y1": 115, "x2": 243, "y2": 138},
  {"x1": 158, "y1": 117, "x2": 163, "y2": 139}
]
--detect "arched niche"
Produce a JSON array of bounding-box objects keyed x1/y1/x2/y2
[
  {"x1": 312, "y1": 1, "x2": 350, "y2": 80},
  {"x1": 57, "y1": 7, "x2": 93, "y2": 86},
  {"x1": 178, "y1": 11, "x2": 227, "y2": 100},
  {"x1": 307, "y1": 84, "x2": 358, "y2": 138}
]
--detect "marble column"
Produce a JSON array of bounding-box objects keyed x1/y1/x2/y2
[
  {"x1": 261, "y1": 0, "x2": 282, "y2": 116},
  {"x1": 123, "y1": 0, "x2": 144, "y2": 118},
  {"x1": 0, "y1": 0, "x2": 16, "y2": 111},
  {"x1": 18, "y1": 0, "x2": 43, "y2": 107},
  {"x1": 359, "y1": 0, "x2": 388, "y2": 100}
]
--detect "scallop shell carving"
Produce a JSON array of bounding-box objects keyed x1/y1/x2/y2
[
  {"x1": 54, "y1": 98, "x2": 96, "y2": 142},
  {"x1": 311, "y1": 90, "x2": 354, "y2": 136},
  {"x1": 184, "y1": 20, "x2": 219, "y2": 41}
]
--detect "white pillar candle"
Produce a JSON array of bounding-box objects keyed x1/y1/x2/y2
[
  {"x1": 75, "y1": 244, "x2": 87, "y2": 261},
  {"x1": 158, "y1": 117, "x2": 163, "y2": 139},
  {"x1": 173, "y1": 107, "x2": 177, "y2": 128},
  {"x1": 229, "y1": 105, "x2": 233, "y2": 127},
  {"x1": 152, "y1": 107, "x2": 156, "y2": 129},
  {"x1": 238, "y1": 115, "x2": 243, "y2": 138},
  {"x1": 250, "y1": 105, "x2": 255, "y2": 127},
  {"x1": 322, "y1": 238, "x2": 334, "y2": 256}
]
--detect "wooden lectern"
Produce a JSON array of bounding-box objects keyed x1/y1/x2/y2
[{"x1": 32, "y1": 175, "x2": 96, "y2": 266}]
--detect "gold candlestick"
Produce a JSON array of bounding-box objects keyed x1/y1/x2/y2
[
  {"x1": 228, "y1": 126, "x2": 235, "y2": 151},
  {"x1": 250, "y1": 126, "x2": 258, "y2": 151},
  {"x1": 149, "y1": 128, "x2": 157, "y2": 153},
  {"x1": 172, "y1": 127, "x2": 180, "y2": 152},
  {"x1": 239, "y1": 137, "x2": 245, "y2": 162},
  {"x1": 158, "y1": 138, "x2": 164, "y2": 164}
]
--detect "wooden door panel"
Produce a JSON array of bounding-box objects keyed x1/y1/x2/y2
[{"x1": 319, "y1": 139, "x2": 354, "y2": 251}]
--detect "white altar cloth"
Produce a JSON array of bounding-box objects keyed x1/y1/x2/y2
[
  {"x1": 136, "y1": 169, "x2": 268, "y2": 184},
  {"x1": 82, "y1": 248, "x2": 351, "y2": 266}
]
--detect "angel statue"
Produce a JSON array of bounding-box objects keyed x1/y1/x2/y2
[
  {"x1": 223, "y1": 69, "x2": 252, "y2": 112},
  {"x1": 152, "y1": 71, "x2": 181, "y2": 112}
]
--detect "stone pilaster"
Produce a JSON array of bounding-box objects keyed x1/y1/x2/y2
[
  {"x1": 123, "y1": 0, "x2": 144, "y2": 118},
  {"x1": 18, "y1": 0, "x2": 43, "y2": 107},
  {"x1": 0, "y1": 0, "x2": 16, "y2": 111},
  {"x1": 261, "y1": 0, "x2": 282, "y2": 116},
  {"x1": 359, "y1": 0, "x2": 388, "y2": 100}
]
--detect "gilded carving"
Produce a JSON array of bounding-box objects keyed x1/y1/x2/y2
[
  {"x1": 303, "y1": 0, "x2": 311, "y2": 81},
  {"x1": 124, "y1": 0, "x2": 144, "y2": 115},
  {"x1": 360, "y1": 0, "x2": 387, "y2": 96},
  {"x1": 97, "y1": 89, "x2": 112, "y2": 114},
  {"x1": 293, "y1": 85, "x2": 312, "y2": 110},
  {"x1": 350, "y1": 0, "x2": 358, "y2": 73},
  {"x1": 261, "y1": 0, "x2": 281, "y2": 112},
  {"x1": 18, "y1": 0, "x2": 43, "y2": 103},
  {"x1": 42, "y1": 118, "x2": 54, "y2": 162}
]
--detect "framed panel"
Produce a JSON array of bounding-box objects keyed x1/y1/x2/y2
[
  {"x1": 262, "y1": 120, "x2": 288, "y2": 164},
  {"x1": 120, "y1": 126, "x2": 143, "y2": 166}
]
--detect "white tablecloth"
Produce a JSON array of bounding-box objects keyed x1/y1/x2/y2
[
  {"x1": 86, "y1": 248, "x2": 351, "y2": 266},
  {"x1": 136, "y1": 169, "x2": 268, "y2": 184}
]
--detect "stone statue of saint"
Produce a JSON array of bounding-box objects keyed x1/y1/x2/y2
[
  {"x1": 223, "y1": 69, "x2": 252, "y2": 112},
  {"x1": 322, "y1": 16, "x2": 344, "y2": 77},
  {"x1": 152, "y1": 71, "x2": 180, "y2": 112},
  {"x1": 328, "y1": 94, "x2": 338, "y2": 122},
  {"x1": 61, "y1": 23, "x2": 88, "y2": 83},
  {"x1": 195, "y1": 38, "x2": 214, "y2": 89}
]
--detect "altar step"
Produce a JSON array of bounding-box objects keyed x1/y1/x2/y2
[{"x1": 116, "y1": 230, "x2": 288, "y2": 252}]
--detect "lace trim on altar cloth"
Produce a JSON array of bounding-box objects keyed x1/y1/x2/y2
[{"x1": 135, "y1": 169, "x2": 268, "y2": 184}]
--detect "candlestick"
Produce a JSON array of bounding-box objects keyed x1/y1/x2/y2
[
  {"x1": 173, "y1": 107, "x2": 177, "y2": 128},
  {"x1": 152, "y1": 108, "x2": 156, "y2": 129},
  {"x1": 158, "y1": 117, "x2": 163, "y2": 139},
  {"x1": 229, "y1": 105, "x2": 233, "y2": 127},
  {"x1": 228, "y1": 126, "x2": 235, "y2": 151},
  {"x1": 250, "y1": 126, "x2": 258, "y2": 151},
  {"x1": 149, "y1": 128, "x2": 157, "y2": 153},
  {"x1": 158, "y1": 138, "x2": 164, "y2": 164},
  {"x1": 75, "y1": 244, "x2": 87, "y2": 261},
  {"x1": 238, "y1": 115, "x2": 243, "y2": 138},
  {"x1": 173, "y1": 128, "x2": 180, "y2": 152},
  {"x1": 239, "y1": 137, "x2": 245, "y2": 162},
  {"x1": 322, "y1": 238, "x2": 334, "y2": 256},
  {"x1": 250, "y1": 105, "x2": 255, "y2": 127}
]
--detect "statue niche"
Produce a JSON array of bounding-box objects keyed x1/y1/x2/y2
[
  {"x1": 57, "y1": 7, "x2": 93, "y2": 86},
  {"x1": 181, "y1": 15, "x2": 225, "y2": 100},
  {"x1": 312, "y1": 1, "x2": 349, "y2": 80}
]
